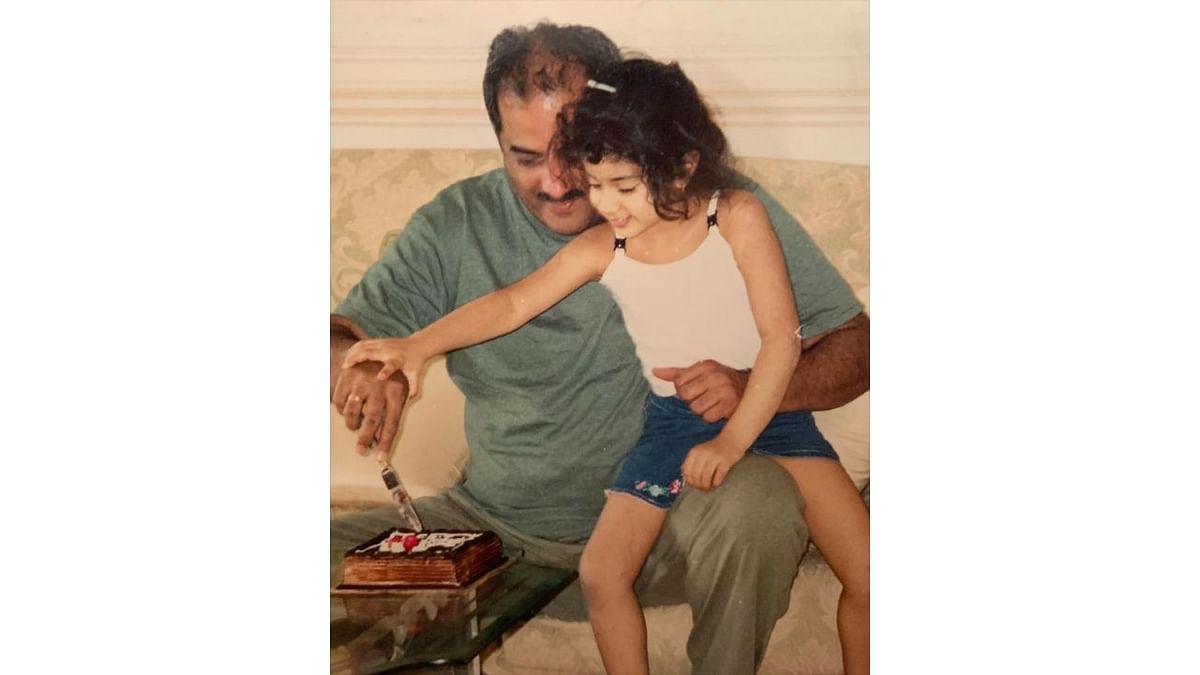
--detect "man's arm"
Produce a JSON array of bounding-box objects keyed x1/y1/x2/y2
[
  {"x1": 332, "y1": 210, "x2": 457, "y2": 459},
  {"x1": 331, "y1": 315, "x2": 411, "y2": 461},
  {"x1": 785, "y1": 311, "x2": 869, "y2": 409},
  {"x1": 330, "y1": 315, "x2": 364, "y2": 398},
  {"x1": 654, "y1": 312, "x2": 868, "y2": 422}
]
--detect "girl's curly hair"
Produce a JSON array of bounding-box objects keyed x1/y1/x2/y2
[{"x1": 554, "y1": 58, "x2": 741, "y2": 221}]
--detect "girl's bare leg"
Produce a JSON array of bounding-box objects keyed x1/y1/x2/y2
[
  {"x1": 775, "y1": 457, "x2": 871, "y2": 675},
  {"x1": 578, "y1": 493, "x2": 670, "y2": 675}
]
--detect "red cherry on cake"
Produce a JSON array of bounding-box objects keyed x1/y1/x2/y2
[{"x1": 402, "y1": 534, "x2": 420, "y2": 551}]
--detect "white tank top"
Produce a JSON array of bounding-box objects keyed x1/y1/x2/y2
[{"x1": 600, "y1": 192, "x2": 762, "y2": 396}]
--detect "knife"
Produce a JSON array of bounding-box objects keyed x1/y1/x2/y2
[{"x1": 380, "y1": 463, "x2": 425, "y2": 532}]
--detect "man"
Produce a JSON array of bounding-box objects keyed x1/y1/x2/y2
[{"x1": 330, "y1": 22, "x2": 868, "y2": 674}]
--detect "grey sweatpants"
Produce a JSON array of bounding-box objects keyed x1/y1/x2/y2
[{"x1": 330, "y1": 454, "x2": 808, "y2": 674}]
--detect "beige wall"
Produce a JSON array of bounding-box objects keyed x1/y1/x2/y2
[{"x1": 331, "y1": 0, "x2": 869, "y2": 165}]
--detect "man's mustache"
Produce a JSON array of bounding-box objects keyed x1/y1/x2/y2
[{"x1": 537, "y1": 189, "x2": 586, "y2": 203}]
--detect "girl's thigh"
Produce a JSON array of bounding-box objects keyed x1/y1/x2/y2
[
  {"x1": 772, "y1": 457, "x2": 869, "y2": 584},
  {"x1": 583, "y1": 492, "x2": 670, "y2": 582}
]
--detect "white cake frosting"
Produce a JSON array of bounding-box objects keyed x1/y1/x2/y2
[{"x1": 369, "y1": 531, "x2": 485, "y2": 554}]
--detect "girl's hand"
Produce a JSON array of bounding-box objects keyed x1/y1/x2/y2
[
  {"x1": 341, "y1": 338, "x2": 430, "y2": 399},
  {"x1": 681, "y1": 436, "x2": 746, "y2": 491}
]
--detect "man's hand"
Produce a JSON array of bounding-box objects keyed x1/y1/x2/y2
[
  {"x1": 681, "y1": 436, "x2": 745, "y2": 491},
  {"x1": 653, "y1": 361, "x2": 749, "y2": 423},
  {"x1": 331, "y1": 360, "x2": 410, "y2": 461}
]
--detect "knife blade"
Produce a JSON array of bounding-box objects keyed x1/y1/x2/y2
[{"x1": 379, "y1": 463, "x2": 425, "y2": 531}]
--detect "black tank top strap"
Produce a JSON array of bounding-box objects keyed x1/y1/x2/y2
[{"x1": 706, "y1": 190, "x2": 721, "y2": 228}]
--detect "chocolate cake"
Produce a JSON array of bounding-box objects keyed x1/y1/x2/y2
[{"x1": 341, "y1": 529, "x2": 504, "y2": 588}]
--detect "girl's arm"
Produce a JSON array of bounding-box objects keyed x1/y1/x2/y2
[
  {"x1": 682, "y1": 191, "x2": 802, "y2": 489},
  {"x1": 343, "y1": 225, "x2": 614, "y2": 391}
]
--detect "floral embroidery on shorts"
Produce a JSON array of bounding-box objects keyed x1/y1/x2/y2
[{"x1": 633, "y1": 479, "x2": 683, "y2": 498}]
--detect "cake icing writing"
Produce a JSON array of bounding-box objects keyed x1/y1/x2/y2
[{"x1": 364, "y1": 530, "x2": 485, "y2": 554}]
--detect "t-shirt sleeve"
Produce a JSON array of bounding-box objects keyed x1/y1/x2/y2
[
  {"x1": 750, "y1": 181, "x2": 864, "y2": 339},
  {"x1": 334, "y1": 213, "x2": 457, "y2": 338}
]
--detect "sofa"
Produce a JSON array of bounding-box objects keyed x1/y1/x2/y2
[{"x1": 330, "y1": 149, "x2": 870, "y2": 674}]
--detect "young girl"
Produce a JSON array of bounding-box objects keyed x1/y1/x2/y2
[{"x1": 344, "y1": 59, "x2": 869, "y2": 675}]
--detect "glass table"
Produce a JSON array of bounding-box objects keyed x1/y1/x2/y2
[{"x1": 331, "y1": 560, "x2": 576, "y2": 674}]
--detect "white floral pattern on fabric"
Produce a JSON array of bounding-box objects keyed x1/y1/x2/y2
[{"x1": 633, "y1": 478, "x2": 683, "y2": 499}]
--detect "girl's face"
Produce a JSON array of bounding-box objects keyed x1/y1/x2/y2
[{"x1": 583, "y1": 157, "x2": 663, "y2": 239}]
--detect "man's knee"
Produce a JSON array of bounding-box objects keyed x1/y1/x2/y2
[
  {"x1": 722, "y1": 455, "x2": 803, "y2": 513},
  {"x1": 688, "y1": 456, "x2": 805, "y2": 544},
  {"x1": 658, "y1": 456, "x2": 809, "y2": 588}
]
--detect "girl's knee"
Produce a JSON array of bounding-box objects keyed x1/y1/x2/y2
[
  {"x1": 578, "y1": 547, "x2": 601, "y2": 589},
  {"x1": 841, "y1": 565, "x2": 870, "y2": 607},
  {"x1": 579, "y1": 547, "x2": 634, "y2": 598}
]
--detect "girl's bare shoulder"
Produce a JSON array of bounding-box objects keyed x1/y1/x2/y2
[
  {"x1": 716, "y1": 189, "x2": 771, "y2": 242},
  {"x1": 719, "y1": 189, "x2": 766, "y2": 217}
]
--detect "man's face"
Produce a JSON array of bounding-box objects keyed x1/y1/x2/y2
[{"x1": 496, "y1": 89, "x2": 598, "y2": 236}]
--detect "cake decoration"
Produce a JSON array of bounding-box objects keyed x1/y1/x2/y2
[{"x1": 360, "y1": 531, "x2": 486, "y2": 555}]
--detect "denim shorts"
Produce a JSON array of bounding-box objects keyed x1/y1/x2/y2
[{"x1": 610, "y1": 394, "x2": 840, "y2": 509}]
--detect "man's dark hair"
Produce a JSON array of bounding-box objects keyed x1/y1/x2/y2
[
  {"x1": 483, "y1": 22, "x2": 621, "y2": 135},
  {"x1": 555, "y1": 58, "x2": 741, "y2": 221}
]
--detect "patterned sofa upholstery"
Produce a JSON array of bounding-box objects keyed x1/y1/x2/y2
[{"x1": 331, "y1": 149, "x2": 869, "y2": 674}]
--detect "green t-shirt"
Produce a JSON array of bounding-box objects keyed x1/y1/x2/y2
[{"x1": 336, "y1": 168, "x2": 861, "y2": 542}]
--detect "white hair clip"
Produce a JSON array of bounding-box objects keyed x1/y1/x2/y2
[{"x1": 586, "y1": 79, "x2": 617, "y2": 94}]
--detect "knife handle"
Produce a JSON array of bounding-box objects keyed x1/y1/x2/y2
[{"x1": 380, "y1": 465, "x2": 402, "y2": 492}]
